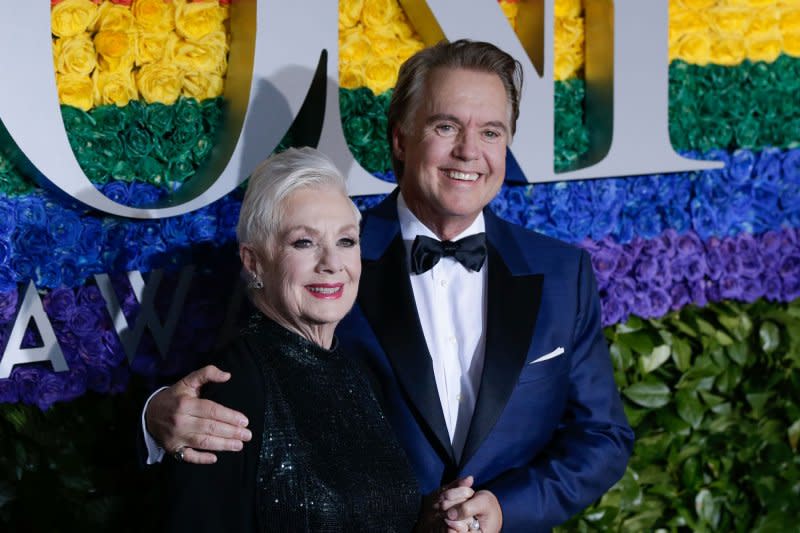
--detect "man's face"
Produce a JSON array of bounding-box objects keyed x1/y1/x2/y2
[{"x1": 393, "y1": 67, "x2": 510, "y2": 239}]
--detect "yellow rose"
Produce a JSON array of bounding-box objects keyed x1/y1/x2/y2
[
  {"x1": 678, "y1": 0, "x2": 717, "y2": 10},
  {"x1": 51, "y1": 0, "x2": 98, "y2": 38},
  {"x1": 670, "y1": 7, "x2": 710, "y2": 36},
  {"x1": 56, "y1": 72, "x2": 94, "y2": 110},
  {"x1": 136, "y1": 62, "x2": 183, "y2": 104},
  {"x1": 135, "y1": 29, "x2": 169, "y2": 65},
  {"x1": 361, "y1": 0, "x2": 400, "y2": 30},
  {"x1": 132, "y1": 0, "x2": 175, "y2": 33},
  {"x1": 783, "y1": 32, "x2": 800, "y2": 57},
  {"x1": 555, "y1": 16, "x2": 584, "y2": 50},
  {"x1": 746, "y1": 7, "x2": 779, "y2": 39},
  {"x1": 54, "y1": 34, "x2": 97, "y2": 75},
  {"x1": 339, "y1": 66, "x2": 365, "y2": 90},
  {"x1": 709, "y1": 36, "x2": 746, "y2": 65},
  {"x1": 554, "y1": 0, "x2": 581, "y2": 18},
  {"x1": 94, "y1": 30, "x2": 136, "y2": 72},
  {"x1": 92, "y1": 2, "x2": 135, "y2": 32},
  {"x1": 363, "y1": 57, "x2": 398, "y2": 94},
  {"x1": 554, "y1": 45, "x2": 582, "y2": 81},
  {"x1": 339, "y1": 0, "x2": 364, "y2": 30},
  {"x1": 394, "y1": 37, "x2": 425, "y2": 64},
  {"x1": 167, "y1": 32, "x2": 228, "y2": 75},
  {"x1": 781, "y1": 8, "x2": 800, "y2": 34},
  {"x1": 387, "y1": 14, "x2": 417, "y2": 40},
  {"x1": 175, "y1": 1, "x2": 226, "y2": 41},
  {"x1": 746, "y1": 35, "x2": 781, "y2": 62},
  {"x1": 723, "y1": 0, "x2": 775, "y2": 7},
  {"x1": 364, "y1": 26, "x2": 402, "y2": 59},
  {"x1": 500, "y1": 1, "x2": 519, "y2": 30},
  {"x1": 339, "y1": 28, "x2": 372, "y2": 66},
  {"x1": 709, "y1": 6, "x2": 751, "y2": 36},
  {"x1": 673, "y1": 32, "x2": 712, "y2": 65},
  {"x1": 93, "y1": 69, "x2": 138, "y2": 106},
  {"x1": 183, "y1": 71, "x2": 224, "y2": 100}
]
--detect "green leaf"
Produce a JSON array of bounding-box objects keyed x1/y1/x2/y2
[
  {"x1": 746, "y1": 392, "x2": 772, "y2": 416},
  {"x1": 641, "y1": 344, "x2": 671, "y2": 374},
  {"x1": 696, "y1": 317, "x2": 718, "y2": 337},
  {"x1": 715, "y1": 329, "x2": 734, "y2": 346},
  {"x1": 624, "y1": 381, "x2": 671, "y2": 408},
  {"x1": 618, "y1": 330, "x2": 655, "y2": 355},
  {"x1": 726, "y1": 342, "x2": 748, "y2": 366},
  {"x1": 789, "y1": 419, "x2": 800, "y2": 451},
  {"x1": 759, "y1": 321, "x2": 780, "y2": 354},
  {"x1": 695, "y1": 488, "x2": 721, "y2": 528},
  {"x1": 676, "y1": 390, "x2": 705, "y2": 429},
  {"x1": 671, "y1": 336, "x2": 693, "y2": 372}
]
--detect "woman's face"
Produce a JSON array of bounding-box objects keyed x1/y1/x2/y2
[{"x1": 249, "y1": 186, "x2": 361, "y2": 337}]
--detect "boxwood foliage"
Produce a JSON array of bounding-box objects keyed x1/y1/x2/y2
[
  {"x1": 560, "y1": 299, "x2": 800, "y2": 532},
  {"x1": 0, "y1": 300, "x2": 797, "y2": 531}
]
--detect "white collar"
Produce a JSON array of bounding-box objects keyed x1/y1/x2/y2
[{"x1": 396, "y1": 192, "x2": 486, "y2": 242}]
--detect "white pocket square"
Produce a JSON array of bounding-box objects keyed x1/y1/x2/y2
[{"x1": 529, "y1": 347, "x2": 565, "y2": 364}]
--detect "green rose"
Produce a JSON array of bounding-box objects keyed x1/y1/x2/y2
[
  {"x1": 124, "y1": 126, "x2": 154, "y2": 160},
  {"x1": 192, "y1": 133, "x2": 214, "y2": 163},
  {"x1": 746, "y1": 61, "x2": 776, "y2": 91},
  {"x1": 734, "y1": 116, "x2": 760, "y2": 149},
  {"x1": 92, "y1": 105, "x2": 129, "y2": 134},
  {"x1": 343, "y1": 115, "x2": 375, "y2": 149},
  {"x1": 136, "y1": 155, "x2": 166, "y2": 186},
  {"x1": 172, "y1": 120, "x2": 202, "y2": 156},
  {"x1": 359, "y1": 141, "x2": 391, "y2": 174},
  {"x1": 110, "y1": 160, "x2": 136, "y2": 183},
  {"x1": 174, "y1": 97, "x2": 202, "y2": 128},
  {"x1": 167, "y1": 154, "x2": 195, "y2": 187},
  {"x1": 201, "y1": 97, "x2": 224, "y2": 130},
  {"x1": 146, "y1": 103, "x2": 175, "y2": 137}
]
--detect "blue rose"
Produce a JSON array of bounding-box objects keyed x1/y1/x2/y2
[
  {"x1": 628, "y1": 175, "x2": 659, "y2": 202},
  {"x1": 189, "y1": 208, "x2": 218, "y2": 243},
  {"x1": 0, "y1": 239, "x2": 12, "y2": 267},
  {"x1": 130, "y1": 221, "x2": 164, "y2": 247},
  {"x1": 47, "y1": 208, "x2": 82, "y2": 249},
  {"x1": 0, "y1": 198, "x2": 16, "y2": 237},
  {"x1": 39, "y1": 261, "x2": 62, "y2": 288},
  {"x1": 14, "y1": 196, "x2": 47, "y2": 228},
  {"x1": 0, "y1": 289, "x2": 18, "y2": 322},
  {"x1": 162, "y1": 215, "x2": 191, "y2": 246},
  {"x1": 14, "y1": 225, "x2": 53, "y2": 261},
  {"x1": 0, "y1": 266, "x2": 15, "y2": 292},
  {"x1": 102, "y1": 182, "x2": 131, "y2": 205},
  {"x1": 728, "y1": 149, "x2": 756, "y2": 184},
  {"x1": 59, "y1": 257, "x2": 82, "y2": 288},
  {"x1": 128, "y1": 183, "x2": 164, "y2": 207},
  {"x1": 13, "y1": 366, "x2": 41, "y2": 406},
  {"x1": 76, "y1": 218, "x2": 105, "y2": 265},
  {"x1": 11, "y1": 255, "x2": 36, "y2": 282},
  {"x1": 690, "y1": 198, "x2": 718, "y2": 240}
]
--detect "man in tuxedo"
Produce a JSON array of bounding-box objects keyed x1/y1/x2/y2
[{"x1": 142, "y1": 40, "x2": 633, "y2": 531}]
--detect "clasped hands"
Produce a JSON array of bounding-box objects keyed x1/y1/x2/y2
[{"x1": 146, "y1": 365, "x2": 501, "y2": 532}]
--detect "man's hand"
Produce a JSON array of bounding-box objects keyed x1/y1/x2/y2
[
  {"x1": 145, "y1": 365, "x2": 251, "y2": 464},
  {"x1": 443, "y1": 489, "x2": 502, "y2": 533},
  {"x1": 415, "y1": 477, "x2": 475, "y2": 533}
]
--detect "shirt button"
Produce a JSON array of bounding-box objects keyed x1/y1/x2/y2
[
  {"x1": 449, "y1": 336, "x2": 456, "y2": 344},
  {"x1": 456, "y1": 394, "x2": 462, "y2": 402},
  {"x1": 440, "y1": 279, "x2": 447, "y2": 287}
]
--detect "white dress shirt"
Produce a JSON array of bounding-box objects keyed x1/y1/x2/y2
[{"x1": 397, "y1": 194, "x2": 488, "y2": 462}]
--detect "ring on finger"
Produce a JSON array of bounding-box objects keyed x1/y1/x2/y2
[
  {"x1": 172, "y1": 445, "x2": 186, "y2": 463},
  {"x1": 468, "y1": 517, "x2": 480, "y2": 531}
]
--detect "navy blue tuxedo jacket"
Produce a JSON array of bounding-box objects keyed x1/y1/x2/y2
[{"x1": 336, "y1": 191, "x2": 634, "y2": 532}]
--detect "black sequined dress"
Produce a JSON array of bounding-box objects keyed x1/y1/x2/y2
[{"x1": 164, "y1": 314, "x2": 421, "y2": 532}]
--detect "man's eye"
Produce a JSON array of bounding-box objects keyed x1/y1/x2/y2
[
  {"x1": 435, "y1": 124, "x2": 456, "y2": 135},
  {"x1": 291, "y1": 239, "x2": 313, "y2": 249},
  {"x1": 338, "y1": 237, "x2": 358, "y2": 248},
  {"x1": 483, "y1": 130, "x2": 501, "y2": 140}
]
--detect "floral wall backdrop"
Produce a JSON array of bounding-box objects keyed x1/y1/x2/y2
[{"x1": 0, "y1": 0, "x2": 797, "y2": 530}]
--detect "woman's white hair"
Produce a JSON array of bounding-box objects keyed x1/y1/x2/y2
[{"x1": 236, "y1": 147, "x2": 361, "y2": 249}]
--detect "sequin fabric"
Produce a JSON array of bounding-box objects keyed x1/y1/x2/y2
[{"x1": 245, "y1": 314, "x2": 421, "y2": 532}]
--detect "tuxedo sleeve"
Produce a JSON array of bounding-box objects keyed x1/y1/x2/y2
[{"x1": 483, "y1": 250, "x2": 634, "y2": 531}]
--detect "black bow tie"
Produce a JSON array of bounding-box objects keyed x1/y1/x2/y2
[{"x1": 410, "y1": 233, "x2": 487, "y2": 274}]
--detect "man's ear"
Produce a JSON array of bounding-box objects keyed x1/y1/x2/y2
[{"x1": 391, "y1": 126, "x2": 406, "y2": 162}]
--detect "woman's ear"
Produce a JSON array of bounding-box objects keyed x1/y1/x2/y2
[{"x1": 239, "y1": 244, "x2": 260, "y2": 276}]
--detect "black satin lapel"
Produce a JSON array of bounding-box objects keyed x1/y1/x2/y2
[
  {"x1": 460, "y1": 245, "x2": 543, "y2": 467},
  {"x1": 358, "y1": 236, "x2": 455, "y2": 463}
]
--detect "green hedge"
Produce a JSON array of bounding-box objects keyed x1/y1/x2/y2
[{"x1": 0, "y1": 299, "x2": 798, "y2": 531}]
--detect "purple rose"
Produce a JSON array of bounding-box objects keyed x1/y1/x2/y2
[
  {"x1": 740, "y1": 277, "x2": 764, "y2": 302},
  {"x1": 64, "y1": 365, "x2": 88, "y2": 399},
  {"x1": 78, "y1": 334, "x2": 109, "y2": 364},
  {"x1": 683, "y1": 255, "x2": 708, "y2": 282},
  {"x1": 782, "y1": 273, "x2": 800, "y2": 301},
  {"x1": 67, "y1": 306, "x2": 104, "y2": 338},
  {"x1": 36, "y1": 371, "x2": 67, "y2": 411},
  {"x1": 675, "y1": 231, "x2": 703, "y2": 258},
  {"x1": 670, "y1": 283, "x2": 691, "y2": 311},
  {"x1": 44, "y1": 288, "x2": 77, "y2": 322},
  {"x1": 600, "y1": 291, "x2": 626, "y2": 327},
  {"x1": 0, "y1": 288, "x2": 18, "y2": 322},
  {"x1": 640, "y1": 237, "x2": 667, "y2": 258},
  {"x1": 610, "y1": 277, "x2": 635, "y2": 306},
  {"x1": 614, "y1": 246, "x2": 636, "y2": 277},
  {"x1": 660, "y1": 229, "x2": 679, "y2": 259},
  {"x1": 719, "y1": 275, "x2": 743, "y2": 299},
  {"x1": 763, "y1": 274, "x2": 783, "y2": 301},
  {"x1": 13, "y1": 366, "x2": 41, "y2": 405},
  {"x1": 634, "y1": 255, "x2": 659, "y2": 283},
  {"x1": 589, "y1": 245, "x2": 621, "y2": 284},
  {"x1": 689, "y1": 280, "x2": 708, "y2": 307},
  {"x1": 77, "y1": 285, "x2": 105, "y2": 311},
  {"x1": 0, "y1": 377, "x2": 19, "y2": 403},
  {"x1": 779, "y1": 254, "x2": 800, "y2": 279},
  {"x1": 760, "y1": 230, "x2": 783, "y2": 253}
]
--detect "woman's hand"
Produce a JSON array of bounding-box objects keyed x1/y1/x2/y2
[
  {"x1": 442, "y1": 489, "x2": 502, "y2": 533},
  {"x1": 415, "y1": 476, "x2": 474, "y2": 533}
]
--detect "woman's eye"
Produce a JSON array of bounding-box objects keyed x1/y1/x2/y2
[
  {"x1": 291, "y1": 238, "x2": 313, "y2": 249},
  {"x1": 338, "y1": 237, "x2": 358, "y2": 248}
]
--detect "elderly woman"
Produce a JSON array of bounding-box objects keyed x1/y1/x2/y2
[{"x1": 163, "y1": 148, "x2": 421, "y2": 531}]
